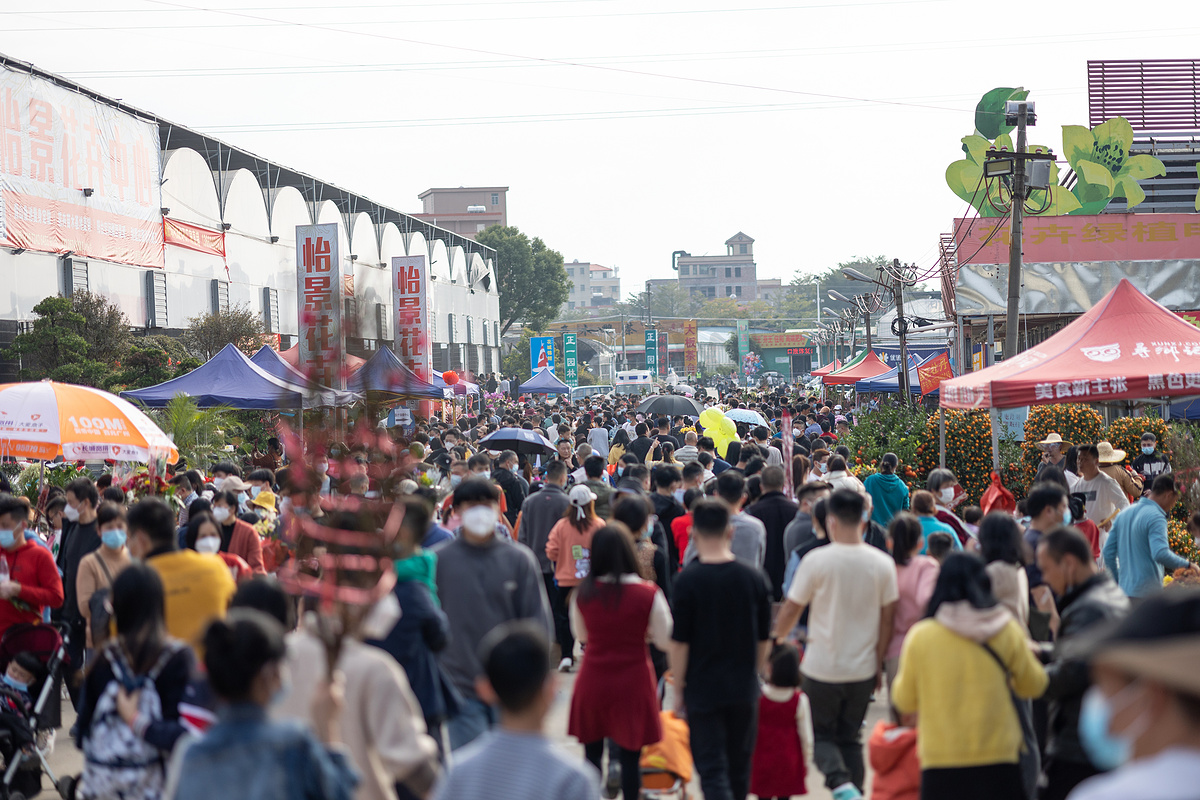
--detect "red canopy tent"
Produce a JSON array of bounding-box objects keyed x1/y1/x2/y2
[
  {"x1": 823, "y1": 351, "x2": 892, "y2": 386},
  {"x1": 940, "y1": 279, "x2": 1200, "y2": 409},
  {"x1": 811, "y1": 359, "x2": 842, "y2": 377},
  {"x1": 279, "y1": 343, "x2": 366, "y2": 373}
]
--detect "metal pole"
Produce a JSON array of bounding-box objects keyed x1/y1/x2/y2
[
  {"x1": 863, "y1": 306, "x2": 873, "y2": 351},
  {"x1": 1004, "y1": 102, "x2": 1028, "y2": 361},
  {"x1": 939, "y1": 409, "x2": 946, "y2": 468},
  {"x1": 894, "y1": 260, "x2": 911, "y2": 403},
  {"x1": 957, "y1": 315, "x2": 966, "y2": 373},
  {"x1": 986, "y1": 315, "x2": 995, "y2": 367},
  {"x1": 620, "y1": 314, "x2": 627, "y2": 371},
  {"x1": 989, "y1": 407, "x2": 1002, "y2": 471}
]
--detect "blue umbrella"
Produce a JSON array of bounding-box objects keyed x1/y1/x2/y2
[
  {"x1": 478, "y1": 427, "x2": 558, "y2": 456},
  {"x1": 725, "y1": 408, "x2": 768, "y2": 426}
]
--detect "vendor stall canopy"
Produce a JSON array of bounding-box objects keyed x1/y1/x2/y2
[{"x1": 941, "y1": 279, "x2": 1200, "y2": 409}]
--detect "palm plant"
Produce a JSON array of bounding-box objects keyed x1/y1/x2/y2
[{"x1": 147, "y1": 395, "x2": 230, "y2": 471}]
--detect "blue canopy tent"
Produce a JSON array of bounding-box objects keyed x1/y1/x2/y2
[
  {"x1": 854, "y1": 353, "x2": 944, "y2": 395},
  {"x1": 121, "y1": 344, "x2": 316, "y2": 409},
  {"x1": 347, "y1": 348, "x2": 444, "y2": 400},
  {"x1": 1169, "y1": 398, "x2": 1200, "y2": 420},
  {"x1": 249, "y1": 347, "x2": 361, "y2": 407},
  {"x1": 519, "y1": 368, "x2": 570, "y2": 395},
  {"x1": 431, "y1": 371, "x2": 480, "y2": 396}
]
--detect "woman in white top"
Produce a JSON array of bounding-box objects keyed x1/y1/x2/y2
[
  {"x1": 978, "y1": 513, "x2": 1030, "y2": 631},
  {"x1": 825, "y1": 455, "x2": 865, "y2": 493}
]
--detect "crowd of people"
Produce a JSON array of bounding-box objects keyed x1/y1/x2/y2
[{"x1": 0, "y1": 385, "x2": 1195, "y2": 800}]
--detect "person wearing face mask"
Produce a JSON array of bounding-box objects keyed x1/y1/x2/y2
[
  {"x1": 211, "y1": 490, "x2": 266, "y2": 575},
  {"x1": 1066, "y1": 591, "x2": 1200, "y2": 800},
  {"x1": 76, "y1": 563, "x2": 196, "y2": 800},
  {"x1": 247, "y1": 469, "x2": 276, "y2": 503},
  {"x1": 127, "y1": 498, "x2": 236, "y2": 656},
  {"x1": 435, "y1": 478, "x2": 552, "y2": 752},
  {"x1": 912, "y1": 491, "x2": 962, "y2": 555},
  {"x1": 1030, "y1": 527, "x2": 1130, "y2": 800},
  {"x1": 58, "y1": 477, "x2": 101, "y2": 703},
  {"x1": 76, "y1": 502, "x2": 132, "y2": 651},
  {"x1": 0, "y1": 494, "x2": 63, "y2": 644},
  {"x1": 492, "y1": 451, "x2": 527, "y2": 528},
  {"x1": 173, "y1": 609, "x2": 358, "y2": 800},
  {"x1": 544, "y1": 485, "x2": 604, "y2": 673},
  {"x1": 1131, "y1": 432, "x2": 1171, "y2": 491},
  {"x1": 209, "y1": 462, "x2": 242, "y2": 495},
  {"x1": 187, "y1": 512, "x2": 253, "y2": 584},
  {"x1": 515, "y1": 459, "x2": 572, "y2": 670},
  {"x1": 808, "y1": 449, "x2": 831, "y2": 483},
  {"x1": 925, "y1": 468, "x2": 973, "y2": 547},
  {"x1": 275, "y1": 509, "x2": 441, "y2": 800},
  {"x1": 44, "y1": 495, "x2": 67, "y2": 561}
]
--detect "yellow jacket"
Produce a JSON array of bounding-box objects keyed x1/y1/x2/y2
[
  {"x1": 891, "y1": 602, "x2": 1047, "y2": 770},
  {"x1": 148, "y1": 549, "x2": 237, "y2": 657}
]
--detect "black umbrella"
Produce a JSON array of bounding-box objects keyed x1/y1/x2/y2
[
  {"x1": 635, "y1": 394, "x2": 705, "y2": 418},
  {"x1": 477, "y1": 427, "x2": 558, "y2": 456}
]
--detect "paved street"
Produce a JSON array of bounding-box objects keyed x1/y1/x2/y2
[{"x1": 39, "y1": 671, "x2": 886, "y2": 800}]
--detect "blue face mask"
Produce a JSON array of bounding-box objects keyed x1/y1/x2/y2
[
  {"x1": 250, "y1": 485, "x2": 262, "y2": 498},
  {"x1": 2, "y1": 674, "x2": 27, "y2": 693},
  {"x1": 1063, "y1": 506, "x2": 1073, "y2": 526},
  {"x1": 237, "y1": 492, "x2": 248, "y2": 505},
  {"x1": 1079, "y1": 685, "x2": 1142, "y2": 770},
  {"x1": 102, "y1": 529, "x2": 127, "y2": 550},
  {"x1": 1142, "y1": 445, "x2": 1155, "y2": 455},
  {"x1": 0, "y1": 530, "x2": 15, "y2": 549}
]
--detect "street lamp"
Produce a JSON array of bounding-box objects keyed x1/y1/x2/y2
[{"x1": 844, "y1": 260, "x2": 913, "y2": 402}]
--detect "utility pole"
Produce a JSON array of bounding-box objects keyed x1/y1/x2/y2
[
  {"x1": 620, "y1": 313, "x2": 627, "y2": 371},
  {"x1": 862, "y1": 304, "x2": 872, "y2": 351},
  {"x1": 1005, "y1": 101, "x2": 1029, "y2": 361},
  {"x1": 894, "y1": 258, "x2": 912, "y2": 403}
]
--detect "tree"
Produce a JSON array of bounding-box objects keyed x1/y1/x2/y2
[
  {"x1": 5, "y1": 296, "x2": 113, "y2": 386},
  {"x1": 109, "y1": 345, "x2": 174, "y2": 390},
  {"x1": 183, "y1": 304, "x2": 266, "y2": 361},
  {"x1": 72, "y1": 290, "x2": 131, "y2": 365},
  {"x1": 644, "y1": 283, "x2": 701, "y2": 318},
  {"x1": 792, "y1": 256, "x2": 893, "y2": 316},
  {"x1": 476, "y1": 225, "x2": 569, "y2": 334}
]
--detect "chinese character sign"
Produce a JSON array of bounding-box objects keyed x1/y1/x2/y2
[
  {"x1": 563, "y1": 333, "x2": 578, "y2": 387},
  {"x1": 955, "y1": 213, "x2": 1200, "y2": 266},
  {"x1": 296, "y1": 224, "x2": 343, "y2": 389},
  {"x1": 392, "y1": 255, "x2": 430, "y2": 380},
  {"x1": 530, "y1": 336, "x2": 555, "y2": 375},
  {"x1": 684, "y1": 321, "x2": 698, "y2": 376},
  {"x1": 657, "y1": 335, "x2": 668, "y2": 377},
  {"x1": 917, "y1": 352, "x2": 955, "y2": 395},
  {"x1": 0, "y1": 66, "x2": 164, "y2": 268},
  {"x1": 644, "y1": 329, "x2": 658, "y2": 377}
]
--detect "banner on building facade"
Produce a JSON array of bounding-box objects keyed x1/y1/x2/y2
[
  {"x1": 391, "y1": 255, "x2": 431, "y2": 380},
  {"x1": 644, "y1": 329, "x2": 658, "y2": 377},
  {"x1": 563, "y1": 333, "x2": 578, "y2": 387},
  {"x1": 530, "y1": 336, "x2": 555, "y2": 374},
  {"x1": 736, "y1": 320, "x2": 750, "y2": 364},
  {"x1": 684, "y1": 321, "x2": 698, "y2": 376},
  {"x1": 955, "y1": 213, "x2": 1200, "y2": 266},
  {"x1": 0, "y1": 66, "x2": 164, "y2": 268},
  {"x1": 163, "y1": 217, "x2": 225, "y2": 258},
  {"x1": 657, "y1": 334, "x2": 668, "y2": 377},
  {"x1": 296, "y1": 224, "x2": 343, "y2": 389}
]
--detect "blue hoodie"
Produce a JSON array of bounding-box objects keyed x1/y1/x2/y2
[{"x1": 863, "y1": 471, "x2": 911, "y2": 528}]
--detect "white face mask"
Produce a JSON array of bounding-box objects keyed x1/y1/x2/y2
[
  {"x1": 195, "y1": 536, "x2": 221, "y2": 554},
  {"x1": 461, "y1": 505, "x2": 498, "y2": 537},
  {"x1": 477, "y1": 470, "x2": 491, "y2": 480},
  {"x1": 63, "y1": 504, "x2": 80, "y2": 522},
  {"x1": 212, "y1": 477, "x2": 226, "y2": 491},
  {"x1": 212, "y1": 506, "x2": 231, "y2": 523},
  {"x1": 359, "y1": 592, "x2": 402, "y2": 639},
  {"x1": 939, "y1": 487, "x2": 955, "y2": 504}
]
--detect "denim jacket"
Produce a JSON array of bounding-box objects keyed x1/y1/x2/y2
[{"x1": 174, "y1": 704, "x2": 358, "y2": 800}]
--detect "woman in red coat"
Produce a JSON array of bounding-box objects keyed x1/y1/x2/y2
[{"x1": 569, "y1": 523, "x2": 673, "y2": 800}]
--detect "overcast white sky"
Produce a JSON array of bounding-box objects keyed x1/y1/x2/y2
[{"x1": 2, "y1": 0, "x2": 1198, "y2": 291}]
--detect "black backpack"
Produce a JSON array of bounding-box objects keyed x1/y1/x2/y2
[{"x1": 88, "y1": 554, "x2": 116, "y2": 648}]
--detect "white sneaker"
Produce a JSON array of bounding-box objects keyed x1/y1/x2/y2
[{"x1": 558, "y1": 657, "x2": 573, "y2": 672}]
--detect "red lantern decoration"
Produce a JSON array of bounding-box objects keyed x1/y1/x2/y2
[{"x1": 443, "y1": 370, "x2": 460, "y2": 385}]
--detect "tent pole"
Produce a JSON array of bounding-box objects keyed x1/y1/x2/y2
[
  {"x1": 939, "y1": 410, "x2": 946, "y2": 469},
  {"x1": 989, "y1": 408, "x2": 1001, "y2": 471},
  {"x1": 986, "y1": 315, "x2": 995, "y2": 367}
]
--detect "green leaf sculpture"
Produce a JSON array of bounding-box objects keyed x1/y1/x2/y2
[{"x1": 1062, "y1": 117, "x2": 1166, "y2": 214}]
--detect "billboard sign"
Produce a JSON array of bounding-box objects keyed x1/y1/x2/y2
[
  {"x1": 563, "y1": 333, "x2": 578, "y2": 387},
  {"x1": 391, "y1": 255, "x2": 431, "y2": 380},
  {"x1": 296, "y1": 223, "x2": 343, "y2": 389},
  {"x1": 955, "y1": 213, "x2": 1200, "y2": 266},
  {"x1": 644, "y1": 329, "x2": 658, "y2": 377},
  {"x1": 736, "y1": 319, "x2": 750, "y2": 363},
  {"x1": 530, "y1": 336, "x2": 555, "y2": 374},
  {"x1": 683, "y1": 321, "x2": 698, "y2": 376},
  {"x1": 0, "y1": 66, "x2": 164, "y2": 268}
]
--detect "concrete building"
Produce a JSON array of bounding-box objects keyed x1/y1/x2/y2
[
  {"x1": 565, "y1": 260, "x2": 621, "y2": 310},
  {"x1": 411, "y1": 187, "x2": 508, "y2": 239},
  {"x1": 675, "y1": 233, "x2": 762, "y2": 300},
  {"x1": 0, "y1": 54, "x2": 501, "y2": 381}
]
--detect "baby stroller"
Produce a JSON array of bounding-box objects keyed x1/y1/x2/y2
[
  {"x1": 639, "y1": 710, "x2": 692, "y2": 800},
  {"x1": 0, "y1": 623, "x2": 72, "y2": 800}
]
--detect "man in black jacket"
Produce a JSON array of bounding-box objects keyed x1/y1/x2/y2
[
  {"x1": 1034, "y1": 527, "x2": 1131, "y2": 800},
  {"x1": 493, "y1": 450, "x2": 527, "y2": 527},
  {"x1": 745, "y1": 465, "x2": 798, "y2": 600}
]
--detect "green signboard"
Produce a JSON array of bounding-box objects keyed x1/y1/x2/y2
[
  {"x1": 563, "y1": 333, "x2": 578, "y2": 387},
  {"x1": 644, "y1": 329, "x2": 658, "y2": 376}
]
